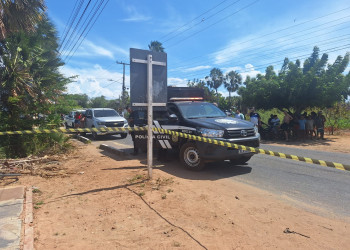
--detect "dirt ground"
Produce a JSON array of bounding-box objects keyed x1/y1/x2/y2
[
  {"x1": 1, "y1": 131, "x2": 350, "y2": 249},
  {"x1": 262, "y1": 130, "x2": 350, "y2": 154}
]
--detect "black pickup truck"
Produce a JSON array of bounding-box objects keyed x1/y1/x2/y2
[{"x1": 133, "y1": 87, "x2": 260, "y2": 170}]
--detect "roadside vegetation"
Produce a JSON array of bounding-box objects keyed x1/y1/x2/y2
[
  {"x1": 187, "y1": 46, "x2": 350, "y2": 130},
  {"x1": 1, "y1": 2, "x2": 349, "y2": 159},
  {"x1": 0, "y1": 1, "x2": 73, "y2": 158}
]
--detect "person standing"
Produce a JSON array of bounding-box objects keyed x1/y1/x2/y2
[
  {"x1": 234, "y1": 109, "x2": 245, "y2": 120},
  {"x1": 249, "y1": 108, "x2": 261, "y2": 130},
  {"x1": 281, "y1": 111, "x2": 293, "y2": 141},
  {"x1": 314, "y1": 111, "x2": 326, "y2": 140},
  {"x1": 270, "y1": 115, "x2": 280, "y2": 138},
  {"x1": 298, "y1": 115, "x2": 307, "y2": 141},
  {"x1": 306, "y1": 115, "x2": 314, "y2": 139},
  {"x1": 74, "y1": 112, "x2": 82, "y2": 128}
]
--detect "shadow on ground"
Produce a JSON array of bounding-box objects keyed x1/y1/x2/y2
[
  {"x1": 100, "y1": 149, "x2": 252, "y2": 181},
  {"x1": 261, "y1": 137, "x2": 334, "y2": 147},
  {"x1": 84, "y1": 133, "x2": 127, "y2": 141}
]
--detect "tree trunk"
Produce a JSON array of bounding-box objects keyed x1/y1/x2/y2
[{"x1": 229, "y1": 91, "x2": 231, "y2": 109}]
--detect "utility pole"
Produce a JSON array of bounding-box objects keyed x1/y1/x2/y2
[{"x1": 116, "y1": 61, "x2": 130, "y2": 110}]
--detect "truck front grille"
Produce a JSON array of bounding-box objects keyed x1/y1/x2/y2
[
  {"x1": 105, "y1": 122, "x2": 124, "y2": 127},
  {"x1": 224, "y1": 128, "x2": 255, "y2": 139}
]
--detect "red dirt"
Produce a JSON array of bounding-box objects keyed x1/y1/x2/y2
[{"x1": 1, "y1": 131, "x2": 350, "y2": 249}]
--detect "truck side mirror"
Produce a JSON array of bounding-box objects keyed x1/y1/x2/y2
[{"x1": 169, "y1": 114, "x2": 178, "y2": 121}]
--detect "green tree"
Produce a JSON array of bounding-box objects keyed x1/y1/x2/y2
[
  {"x1": 187, "y1": 78, "x2": 215, "y2": 102},
  {"x1": 148, "y1": 40, "x2": 164, "y2": 52},
  {"x1": 239, "y1": 47, "x2": 350, "y2": 114},
  {"x1": 205, "y1": 68, "x2": 224, "y2": 104},
  {"x1": 65, "y1": 94, "x2": 90, "y2": 108},
  {"x1": 0, "y1": 16, "x2": 71, "y2": 157},
  {"x1": 224, "y1": 70, "x2": 242, "y2": 108},
  {"x1": 0, "y1": 0, "x2": 46, "y2": 40},
  {"x1": 90, "y1": 95, "x2": 109, "y2": 108}
]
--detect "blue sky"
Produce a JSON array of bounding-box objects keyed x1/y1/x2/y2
[{"x1": 46, "y1": 0, "x2": 350, "y2": 99}]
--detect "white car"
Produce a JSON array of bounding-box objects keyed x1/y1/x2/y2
[{"x1": 84, "y1": 108, "x2": 128, "y2": 139}]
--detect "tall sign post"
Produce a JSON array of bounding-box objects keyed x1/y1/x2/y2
[{"x1": 130, "y1": 49, "x2": 167, "y2": 179}]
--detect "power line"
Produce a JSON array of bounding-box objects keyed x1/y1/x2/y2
[
  {"x1": 178, "y1": 42, "x2": 350, "y2": 80},
  {"x1": 63, "y1": 0, "x2": 105, "y2": 60},
  {"x1": 65, "y1": 0, "x2": 110, "y2": 64},
  {"x1": 59, "y1": 0, "x2": 92, "y2": 56},
  {"x1": 172, "y1": 21, "x2": 350, "y2": 73},
  {"x1": 58, "y1": 0, "x2": 79, "y2": 51},
  {"x1": 169, "y1": 6, "x2": 350, "y2": 68},
  {"x1": 58, "y1": 0, "x2": 85, "y2": 51},
  {"x1": 158, "y1": 0, "x2": 230, "y2": 41},
  {"x1": 161, "y1": 0, "x2": 241, "y2": 43},
  {"x1": 63, "y1": 0, "x2": 101, "y2": 56},
  {"x1": 102, "y1": 78, "x2": 123, "y2": 88},
  {"x1": 176, "y1": 44, "x2": 350, "y2": 80},
  {"x1": 166, "y1": 0, "x2": 261, "y2": 48}
]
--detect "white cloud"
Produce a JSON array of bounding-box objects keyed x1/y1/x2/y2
[
  {"x1": 121, "y1": 5, "x2": 151, "y2": 22},
  {"x1": 82, "y1": 40, "x2": 114, "y2": 59},
  {"x1": 182, "y1": 65, "x2": 211, "y2": 72},
  {"x1": 61, "y1": 40, "x2": 114, "y2": 59},
  {"x1": 221, "y1": 66, "x2": 241, "y2": 74},
  {"x1": 61, "y1": 64, "x2": 128, "y2": 99},
  {"x1": 211, "y1": 36, "x2": 257, "y2": 65},
  {"x1": 168, "y1": 77, "x2": 188, "y2": 87}
]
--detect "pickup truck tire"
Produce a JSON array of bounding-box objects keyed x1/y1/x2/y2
[
  {"x1": 230, "y1": 156, "x2": 252, "y2": 165},
  {"x1": 65, "y1": 122, "x2": 70, "y2": 128},
  {"x1": 180, "y1": 142, "x2": 205, "y2": 171},
  {"x1": 120, "y1": 133, "x2": 127, "y2": 139}
]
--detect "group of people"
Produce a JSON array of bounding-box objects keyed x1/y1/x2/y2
[
  {"x1": 74, "y1": 111, "x2": 85, "y2": 128},
  {"x1": 230, "y1": 107, "x2": 327, "y2": 141},
  {"x1": 253, "y1": 109, "x2": 326, "y2": 141}
]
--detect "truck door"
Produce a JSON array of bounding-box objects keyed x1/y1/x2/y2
[{"x1": 85, "y1": 110, "x2": 93, "y2": 128}]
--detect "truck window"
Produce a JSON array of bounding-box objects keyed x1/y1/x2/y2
[
  {"x1": 168, "y1": 105, "x2": 181, "y2": 117},
  {"x1": 93, "y1": 109, "x2": 119, "y2": 117},
  {"x1": 177, "y1": 102, "x2": 226, "y2": 119}
]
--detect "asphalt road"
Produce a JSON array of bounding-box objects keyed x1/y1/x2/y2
[{"x1": 89, "y1": 134, "x2": 350, "y2": 218}]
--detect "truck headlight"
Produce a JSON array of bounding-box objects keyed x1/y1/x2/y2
[
  {"x1": 254, "y1": 126, "x2": 258, "y2": 135},
  {"x1": 97, "y1": 121, "x2": 105, "y2": 125},
  {"x1": 198, "y1": 128, "x2": 224, "y2": 138}
]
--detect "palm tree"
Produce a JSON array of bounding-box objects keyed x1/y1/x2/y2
[
  {"x1": 205, "y1": 68, "x2": 224, "y2": 104},
  {"x1": 225, "y1": 70, "x2": 242, "y2": 108},
  {"x1": 0, "y1": 0, "x2": 46, "y2": 40},
  {"x1": 148, "y1": 40, "x2": 165, "y2": 52}
]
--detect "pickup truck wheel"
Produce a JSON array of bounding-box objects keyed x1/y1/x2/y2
[
  {"x1": 65, "y1": 123, "x2": 70, "y2": 128},
  {"x1": 230, "y1": 156, "x2": 252, "y2": 165},
  {"x1": 120, "y1": 133, "x2": 127, "y2": 139},
  {"x1": 180, "y1": 142, "x2": 205, "y2": 171}
]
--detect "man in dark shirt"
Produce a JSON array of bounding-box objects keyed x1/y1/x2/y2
[{"x1": 314, "y1": 111, "x2": 326, "y2": 140}]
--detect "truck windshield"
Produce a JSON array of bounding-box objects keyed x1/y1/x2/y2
[
  {"x1": 177, "y1": 102, "x2": 227, "y2": 119},
  {"x1": 94, "y1": 109, "x2": 120, "y2": 117}
]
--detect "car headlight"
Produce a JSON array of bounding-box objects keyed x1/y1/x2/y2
[
  {"x1": 97, "y1": 121, "x2": 105, "y2": 125},
  {"x1": 254, "y1": 126, "x2": 259, "y2": 135},
  {"x1": 198, "y1": 128, "x2": 224, "y2": 138}
]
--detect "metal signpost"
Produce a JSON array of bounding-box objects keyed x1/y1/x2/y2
[{"x1": 130, "y1": 49, "x2": 167, "y2": 179}]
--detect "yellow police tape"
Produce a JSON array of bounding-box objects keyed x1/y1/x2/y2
[{"x1": 0, "y1": 126, "x2": 349, "y2": 171}]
